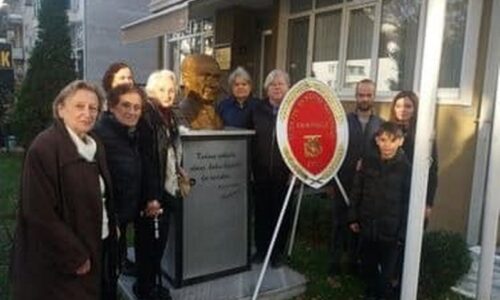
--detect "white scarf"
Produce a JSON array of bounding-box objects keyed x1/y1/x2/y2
[
  {"x1": 66, "y1": 126, "x2": 97, "y2": 162},
  {"x1": 66, "y1": 125, "x2": 109, "y2": 239}
]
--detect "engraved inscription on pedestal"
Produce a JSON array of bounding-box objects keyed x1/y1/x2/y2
[
  {"x1": 162, "y1": 130, "x2": 253, "y2": 285},
  {"x1": 182, "y1": 138, "x2": 248, "y2": 279}
]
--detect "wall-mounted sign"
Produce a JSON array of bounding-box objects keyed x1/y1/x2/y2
[
  {"x1": 276, "y1": 78, "x2": 348, "y2": 189},
  {"x1": 215, "y1": 46, "x2": 231, "y2": 70},
  {"x1": 0, "y1": 43, "x2": 14, "y2": 92},
  {"x1": 0, "y1": 43, "x2": 13, "y2": 70}
]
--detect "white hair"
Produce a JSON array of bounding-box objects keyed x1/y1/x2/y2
[
  {"x1": 264, "y1": 69, "x2": 290, "y2": 90},
  {"x1": 145, "y1": 69, "x2": 177, "y2": 98},
  {"x1": 228, "y1": 66, "x2": 252, "y2": 87}
]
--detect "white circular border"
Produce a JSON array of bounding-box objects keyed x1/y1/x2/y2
[{"x1": 276, "y1": 78, "x2": 349, "y2": 189}]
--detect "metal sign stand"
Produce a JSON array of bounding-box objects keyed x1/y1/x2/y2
[{"x1": 251, "y1": 176, "x2": 297, "y2": 300}]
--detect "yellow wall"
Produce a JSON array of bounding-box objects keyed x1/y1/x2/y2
[{"x1": 337, "y1": 0, "x2": 492, "y2": 236}]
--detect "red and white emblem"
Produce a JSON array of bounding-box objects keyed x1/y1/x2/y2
[{"x1": 276, "y1": 78, "x2": 348, "y2": 189}]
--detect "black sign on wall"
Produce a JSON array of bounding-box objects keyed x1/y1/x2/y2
[{"x1": 0, "y1": 43, "x2": 15, "y2": 93}]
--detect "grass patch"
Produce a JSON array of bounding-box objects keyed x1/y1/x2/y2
[{"x1": 0, "y1": 152, "x2": 22, "y2": 300}]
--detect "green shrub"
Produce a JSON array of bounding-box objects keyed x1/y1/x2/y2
[{"x1": 419, "y1": 231, "x2": 472, "y2": 299}]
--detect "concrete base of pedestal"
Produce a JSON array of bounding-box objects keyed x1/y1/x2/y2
[{"x1": 118, "y1": 262, "x2": 307, "y2": 300}]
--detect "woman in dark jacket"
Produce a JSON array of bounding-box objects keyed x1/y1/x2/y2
[
  {"x1": 251, "y1": 69, "x2": 291, "y2": 267},
  {"x1": 134, "y1": 70, "x2": 183, "y2": 300},
  {"x1": 94, "y1": 84, "x2": 146, "y2": 274},
  {"x1": 217, "y1": 66, "x2": 258, "y2": 129},
  {"x1": 10, "y1": 80, "x2": 118, "y2": 300},
  {"x1": 389, "y1": 91, "x2": 438, "y2": 219}
]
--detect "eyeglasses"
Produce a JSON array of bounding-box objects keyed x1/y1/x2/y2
[{"x1": 119, "y1": 101, "x2": 142, "y2": 112}]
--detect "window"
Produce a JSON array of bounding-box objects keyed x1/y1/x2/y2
[
  {"x1": 166, "y1": 19, "x2": 214, "y2": 78},
  {"x1": 282, "y1": 0, "x2": 482, "y2": 104}
]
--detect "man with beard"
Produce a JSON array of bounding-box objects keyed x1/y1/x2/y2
[{"x1": 327, "y1": 78, "x2": 384, "y2": 286}]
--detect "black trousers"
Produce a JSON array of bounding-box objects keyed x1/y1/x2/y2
[
  {"x1": 118, "y1": 221, "x2": 133, "y2": 269},
  {"x1": 359, "y1": 238, "x2": 399, "y2": 299},
  {"x1": 329, "y1": 196, "x2": 359, "y2": 276},
  {"x1": 101, "y1": 236, "x2": 117, "y2": 300},
  {"x1": 254, "y1": 180, "x2": 292, "y2": 261},
  {"x1": 134, "y1": 211, "x2": 169, "y2": 293}
]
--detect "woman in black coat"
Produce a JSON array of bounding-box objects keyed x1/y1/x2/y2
[
  {"x1": 389, "y1": 91, "x2": 438, "y2": 220},
  {"x1": 134, "y1": 70, "x2": 184, "y2": 300},
  {"x1": 94, "y1": 84, "x2": 146, "y2": 274}
]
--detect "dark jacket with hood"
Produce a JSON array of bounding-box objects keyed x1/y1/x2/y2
[{"x1": 348, "y1": 149, "x2": 411, "y2": 242}]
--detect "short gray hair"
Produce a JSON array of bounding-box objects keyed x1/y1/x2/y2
[
  {"x1": 52, "y1": 80, "x2": 105, "y2": 119},
  {"x1": 264, "y1": 69, "x2": 290, "y2": 90},
  {"x1": 145, "y1": 69, "x2": 177, "y2": 99},
  {"x1": 228, "y1": 66, "x2": 252, "y2": 87}
]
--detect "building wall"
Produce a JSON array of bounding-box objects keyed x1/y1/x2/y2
[{"x1": 84, "y1": 0, "x2": 158, "y2": 85}]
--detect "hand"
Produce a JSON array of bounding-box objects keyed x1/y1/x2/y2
[
  {"x1": 349, "y1": 223, "x2": 360, "y2": 233},
  {"x1": 144, "y1": 200, "x2": 163, "y2": 218},
  {"x1": 116, "y1": 226, "x2": 121, "y2": 239},
  {"x1": 75, "y1": 258, "x2": 91, "y2": 275}
]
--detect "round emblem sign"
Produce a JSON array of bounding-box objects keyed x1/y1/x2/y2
[{"x1": 276, "y1": 78, "x2": 348, "y2": 189}]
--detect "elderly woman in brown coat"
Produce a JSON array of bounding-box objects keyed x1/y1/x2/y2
[{"x1": 10, "y1": 80, "x2": 118, "y2": 300}]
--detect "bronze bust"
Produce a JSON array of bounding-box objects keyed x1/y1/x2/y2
[{"x1": 179, "y1": 54, "x2": 223, "y2": 130}]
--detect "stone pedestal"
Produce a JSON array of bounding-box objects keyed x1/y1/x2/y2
[{"x1": 162, "y1": 128, "x2": 254, "y2": 287}]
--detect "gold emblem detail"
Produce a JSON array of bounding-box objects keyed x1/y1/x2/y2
[{"x1": 304, "y1": 135, "x2": 322, "y2": 158}]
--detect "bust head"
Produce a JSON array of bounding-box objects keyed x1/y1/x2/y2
[{"x1": 181, "y1": 54, "x2": 221, "y2": 104}]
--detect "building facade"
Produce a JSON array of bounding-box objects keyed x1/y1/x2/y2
[
  {"x1": 19, "y1": 0, "x2": 157, "y2": 84},
  {"x1": 123, "y1": 0, "x2": 498, "y2": 245}
]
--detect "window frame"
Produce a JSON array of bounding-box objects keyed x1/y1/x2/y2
[{"x1": 279, "y1": 0, "x2": 484, "y2": 106}]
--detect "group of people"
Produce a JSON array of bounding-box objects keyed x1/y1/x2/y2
[
  {"x1": 9, "y1": 58, "x2": 437, "y2": 300},
  {"x1": 329, "y1": 79, "x2": 438, "y2": 300},
  {"x1": 10, "y1": 63, "x2": 182, "y2": 300}
]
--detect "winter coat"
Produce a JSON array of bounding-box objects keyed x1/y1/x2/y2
[
  {"x1": 137, "y1": 100, "x2": 182, "y2": 208},
  {"x1": 10, "y1": 121, "x2": 117, "y2": 300},
  {"x1": 94, "y1": 112, "x2": 142, "y2": 224},
  {"x1": 217, "y1": 95, "x2": 258, "y2": 129},
  {"x1": 336, "y1": 112, "x2": 384, "y2": 199},
  {"x1": 348, "y1": 150, "x2": 412, "y2": 242},
  {"x1": 400, "y1": 126, "x2": 438, "y2": 207},
  {"x1": 251, "y1": 98, "x2": 290, "y2": 185}
]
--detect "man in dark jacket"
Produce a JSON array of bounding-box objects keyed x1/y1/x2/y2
[
  {"x1": 348, "y1": 122, "x2": 411, "y2": 300},
  {"x1": 328, "y1": 79, "x2": 384, "y2": 282},
  {"x1": 94, "y1": 84, "x2": 145, "y2": 275},
  {"x1": 251, "y1": 69, "x2": 291, "y2": 268}
]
